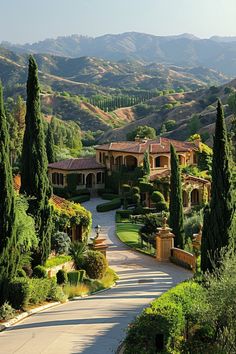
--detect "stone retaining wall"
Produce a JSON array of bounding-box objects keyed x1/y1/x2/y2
[{"x1": 47, "y1": 261, "x2": 75, "y2": 278}]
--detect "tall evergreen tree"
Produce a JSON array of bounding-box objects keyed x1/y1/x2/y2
[
  {"x1": 169, "y1": 144, "x2": 185, "y2": 248},
  {"x1": 46, "y1": 122, "x2": 56, "y2": 163},
  {"x1": 0, "y1": 83, "x2": 18, "y2": 300},
  {"x1": 20, "y1": 56, "x2": 52, "y2": 266},
  {"x1": 201, "y1": 100, "x2": 236, "y2": 272},
  {"x1": 143, "y1": 151, "x2": 151, "y2": 176}
]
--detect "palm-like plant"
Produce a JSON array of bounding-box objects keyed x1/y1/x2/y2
[{"x1": 69, "y1": 242, "x2": 87, "y2": 270}]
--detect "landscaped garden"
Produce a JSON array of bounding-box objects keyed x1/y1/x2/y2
[{"x1": 0, "y1": 57, "x2": 118, "y2": 323}]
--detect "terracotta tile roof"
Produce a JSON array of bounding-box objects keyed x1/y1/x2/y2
[
  {"x1": 48, "y1": 157, "x2": 105, "y2": 171},
  {"x1": 51, "y1": 194, "x2": 70, "y2": 208},
  {"x1": 150, "y1": 170, "x2": 210, "y2": 184},
  {"x1": 184, "y1": 174, "x2": 211, "y2": 184},
  {"x1": 150, "y1": 169, "x2": 171, "y2": 181},
  {"x1": 96, "y1": 137, "x2": 198, "y2": 154}
]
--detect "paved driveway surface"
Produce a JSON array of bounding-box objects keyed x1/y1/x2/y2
[{"x1": 0, "y1": 199, "x2": 191, "y2": 354}]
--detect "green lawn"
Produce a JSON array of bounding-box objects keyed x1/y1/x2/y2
[{"x1": 116, "y1": 222, "x2": 155, "y2": 257}]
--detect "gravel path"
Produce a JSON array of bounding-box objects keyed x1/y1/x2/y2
[{"x1": 0, "y1": 198, "x2": 191, "y2": 354}]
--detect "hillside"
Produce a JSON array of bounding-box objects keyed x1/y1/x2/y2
[
  {"x1": 97, "y1": 79, "x2": 236, "y2": 145},
  {"x1": 3, "y1": 32, "x2": 236, "y2": 75},
  {"x1": 0, "y1": 48, "x2": 229, "y2": 95}
]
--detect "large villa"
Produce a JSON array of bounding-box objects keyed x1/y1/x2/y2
[{"x1": 48, "y1": 136, "x2": 211, "y2": 208}]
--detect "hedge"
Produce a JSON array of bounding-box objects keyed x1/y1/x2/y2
[
  {"x1": 8, "y1": 278, "x2": 63, "y2": 310},
  {"x1": 70, "y1": 195, "x2": 90, "y2": 203},
  {"x1": 96, "y1": 198, "x2": 122, "y2": 212},
  {"x1": 125, "y1": 281, "x2": 206, "y2": 353}
]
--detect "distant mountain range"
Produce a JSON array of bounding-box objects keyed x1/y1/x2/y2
[
  {"x1": 0, "y1": 47, "x2": 230, "y2": 95},
  {"x1": 2, "y1": 32, "x2": 236, "y2": 75}
]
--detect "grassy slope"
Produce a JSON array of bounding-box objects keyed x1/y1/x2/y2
[{"x1": 116, "y1": 222, "x2": 155, "y2": 257}]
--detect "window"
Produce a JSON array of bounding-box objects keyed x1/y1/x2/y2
[
  {"x1": 97, "y1": 172, "x2": 105, "y2": 184},
  {"x1": 52, "y1": 172, "x2": 64, "y2": 186}
]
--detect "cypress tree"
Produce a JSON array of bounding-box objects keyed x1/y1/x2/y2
[
  {"x1": 169, "y1": 144, "x2": 185, "y2": 248},
  {"x1": 201, "y1": 100, "x2": 236, "y2": 272},
  {"x1": 0, "y1": 83, "x2": 18, "y2": 300},
  {"x1": 20, "y1": 56, "x2": 52, "y2": 266},
  {"x1": 46, "y1": 122, "x2": 56, "y2": 163},
  {"x1": 143, "y1": 151, "x2": 151, "y2": 176}
]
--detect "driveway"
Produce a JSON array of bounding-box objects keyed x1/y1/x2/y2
[{"x1": 0, "y1": 198, "x2": 191, "y2": 354}]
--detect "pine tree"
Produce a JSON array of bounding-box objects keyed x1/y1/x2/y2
[
  {"x1": 201, "y1": 100, "x2": 236, "y2": 272},
  {"x1": 143, "y1": 151, "x2": 151, "y2": 176},
  {"x1": 0, "y1": 83, "x2": 18, "y2": 300},
  {"x1": 169, "y1": 144, "x2": 185, "y2": 248},
  {"x1": 46, "y1": 122, "x2": 56, "y2": 163},
  {"x1": 20, "y1": 56, "x2": 52, "y2": 266}
]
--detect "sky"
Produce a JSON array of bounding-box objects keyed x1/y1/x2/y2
[{"x1": 1, "y1": 0, "x2": 236, "y2": 44}]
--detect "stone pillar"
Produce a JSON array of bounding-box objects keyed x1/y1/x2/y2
[{"x1": 156, "y1": 217, "x2": 175, "y2": 262}]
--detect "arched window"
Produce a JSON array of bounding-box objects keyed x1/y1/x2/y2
[
  {"x1": 52, "y1": 172, "x2": 64, "y2": 186},
  {"x1": 155, "y1": 156, "x2": 169, "y2": 168},
  {"x1": 125, "y1": 155, "x2": 138, "y2": 170},
  {"x1": 191, "y1": 189, "x2": 200, "y2": 205}
]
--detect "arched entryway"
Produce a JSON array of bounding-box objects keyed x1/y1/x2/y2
[
  {"x1": 155, "y1": 155, "x2": 169, "y2": 168},
  {"x1": 178, "y1": 155, "x2": 186, "y2": 166},
  {"x1": 86, "y1": 173, "x2": 95, "y2": 189},
  {"x1": 125, "y1": 155, "x2": 138, "y2": 170},
  {"x1": 191, "y1": 189, "x2": 200, "y2": 206}
]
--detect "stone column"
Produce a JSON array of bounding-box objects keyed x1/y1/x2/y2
[{"x1": 156, "y1": 217, "x2": 175, "y2": 262}]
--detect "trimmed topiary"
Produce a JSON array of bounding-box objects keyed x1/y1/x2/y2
[
  {"x1": 96, "y1": 198, "x2": 122, "y2": 212},
  {"x1": 32, "y1": 265, "x2": 47, "y2": 279},
  {"x1": 83, "y1": 251, "x2": 108, "y2": 279},
  {"x1": 56, "y1": 269, "x2": 68, "y2": 285}
]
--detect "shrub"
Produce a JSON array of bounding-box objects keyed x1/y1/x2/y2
[
  {"x1": 8, "y1": 278, "x2": 30, "y2": 309},
  {"x1": 22, "y1": 265, "x2": 33, "y2": 278},
  {"x1": 51, "y1": 231, "x2": 71, "y2": 255},
  {"x1": 28, "y1": 278, "x2": 52, "y2": 304},
  {"x1": 116, "y1": 210, "x2": 133, "y2": 222},
  {"x1": 56, "y1": 269, "x2": 68, "y2": 285},
  {"x1": 83, "y1": 251, "x2": 108, "y2": 279},
  {"x1": 125, "y1": 300, "x2": 184, "y2": 354},
  {"x1": 125, "y1": 281, "x2": 206, "y2": 354},
  {"x1": 0, "y1": 302, "x2": 15, "y2": 321},
  {"x1": 70, "y1": 195, "x2": 90, "y2": 203},
  {"x1": 184, "y1": 211, "x2": 203, "y2": 238},
  {"x1": 96, "y1": 198, "x2": 122, "y2": 212},
  {"x1": 67, "y1": 270, "x2": 85, "y2": 285},
  {"x1": 17, "y1": 269, "x2": 27, "y2": 278},
  {"x1": 32, "y1": 265, "x2": 48, "y2": 279}
]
